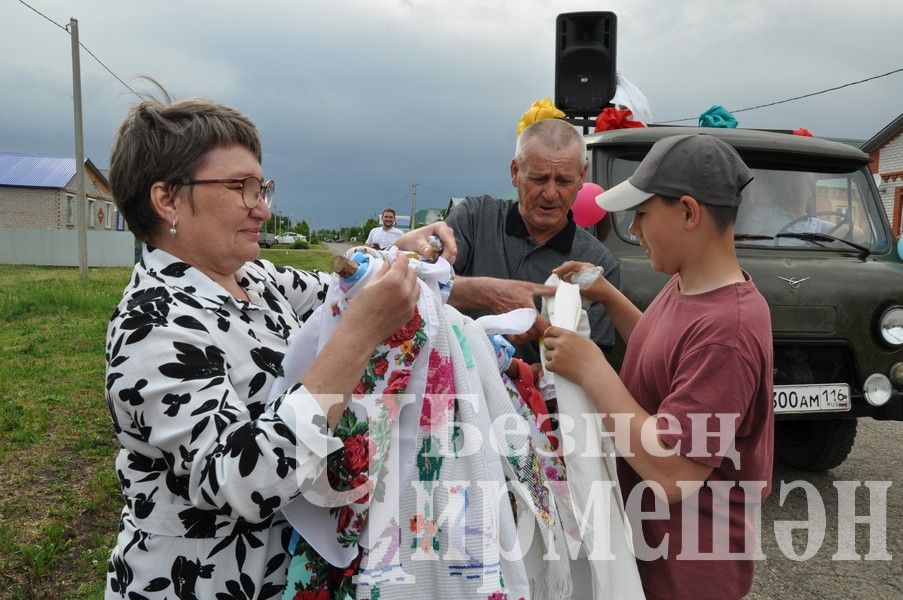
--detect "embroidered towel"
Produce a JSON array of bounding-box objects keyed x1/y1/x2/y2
[
  {"x1": 542, "y1": 276, "x2": 645, "y2": 600},
  {"x1": 275, "y1": 249, "x2": 574, "y2": 599}
]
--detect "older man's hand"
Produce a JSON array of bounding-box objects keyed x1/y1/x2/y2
[
  {"x1": 393, "y1": 222, "x2": 457, "y2": 264},
  {"x1": 449, "y1": 276, "x2": 555, "y2": 314},
  {"x1": 448, "y1": 276, "x2": 555, "y2": 344},
  {"x1": 481, "y1": 278, "x2": 556, "y2": 315},
  {"x1": 507, "y1": 314, "x2": 550, "y2": 345},
  {"x1": 470, "y1": 277, "x2": 555, "y2": 343}
]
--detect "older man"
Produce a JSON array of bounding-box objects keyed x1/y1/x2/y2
[{"x1": 446, "y1": 118, "x2": 619, "y2": 362}]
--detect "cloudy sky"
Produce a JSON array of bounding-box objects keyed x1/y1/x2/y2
[{"x1": 3, "y1": 0, "x2": 902, "y2": 229}]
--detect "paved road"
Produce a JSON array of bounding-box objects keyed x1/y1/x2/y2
[
  {"x1": 320, "y1": 241, "x2": 354, "y2": 256},
  {"x1": 749, "y1": 418, "x2": 902, "y2": 599}
]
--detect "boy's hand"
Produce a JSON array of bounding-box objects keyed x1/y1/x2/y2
[
  {"x1": 553, "y1": 260, "x2": 614, "y2": 304},
  {"x1": 542, "y1": 325, "x2": 605, "y2": 386}
]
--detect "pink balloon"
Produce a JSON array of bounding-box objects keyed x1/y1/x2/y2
[{"x1": 572, "y1": 182, "x2": 607, "y2": 227}]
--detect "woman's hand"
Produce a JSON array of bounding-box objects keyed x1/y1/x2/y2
[
  {"x1": 542, "y1": 325, "x2": 605, "y2": 386},
  {"x1": 303, "y1": 257, "x2": 419, "y2": 424},
  {"x1": 553, "y1": 260, "x2": 615, "y2": 305},
  {"x1": 394, "y1": 222, "x2": 457, "y2": 264},
  {"x1": 344, "y1": 256, "x2": 420, "y2": 345}
]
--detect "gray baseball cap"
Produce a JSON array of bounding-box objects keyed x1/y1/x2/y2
[{"x1": 595, "y1": 133, "x2": 754, "y2": 212}]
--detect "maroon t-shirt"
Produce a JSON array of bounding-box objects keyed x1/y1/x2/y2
[{"x1": 618, "y1": 273, "x2": 774, "y2": 600}]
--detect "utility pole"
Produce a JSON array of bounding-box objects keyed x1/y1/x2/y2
[
  {"x1": 410, "y1": 182, "x2": 418, "y2": 230},
  {"x1": 69, "y1": 18, "x2": 88, "y2": 279}
]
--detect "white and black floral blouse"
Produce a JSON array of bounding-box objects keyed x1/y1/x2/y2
[{"x1": 105, "y1": 244, "x2": 340, "y2": 599}]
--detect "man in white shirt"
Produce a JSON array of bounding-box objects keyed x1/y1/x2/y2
[{"x1": 366, "y1": 207, "x2": 404, "y2": 250}]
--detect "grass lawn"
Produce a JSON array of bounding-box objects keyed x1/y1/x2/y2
[{"x1": 0, "y1": 247, "x2": 334, "y2": 598}]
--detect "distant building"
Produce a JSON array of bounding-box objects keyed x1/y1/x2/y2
[
  {"x1": 862, "y1": 113, "x2": 903, "y2": 238},
  {"x1": 414, "y1": 208, "x2": 443, "y2": 227},
  {"x1": 393, "y1": 214, "x2": 412, "y2": 230},
  {"x1": 0, "y1": 151, "x2": 123, "y2": 231}
]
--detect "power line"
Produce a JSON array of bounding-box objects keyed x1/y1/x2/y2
[
  {"x1": 18, "y1": 0, "x2": 140, "y2": 97},
  {"x1": 417, "y1": 182, "x2": 452, "y2": 199},
  {"x1": 16, "y1": 0, "x2": 66, "y2": 31},
  {"x1": 659, "y1": 66, "x2": 903, "y2": 124},
  {"x1": 397, "y1": 186, "x2": 412, "y2": 207},
  {"x1": 75, "y1": 39, "x2": 140, "y2": 97}
]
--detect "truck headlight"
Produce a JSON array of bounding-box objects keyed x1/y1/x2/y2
[
  {"x1": 878, "y1": 306, "x2": 903, "y2": 347},
  {"x1": 890, "y1": 362, "x2": 903, "y2": 388},
  {"x1": 864, "y1": 373, "x2": 892, "y2": 406}
]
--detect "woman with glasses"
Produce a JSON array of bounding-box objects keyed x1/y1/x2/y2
[{"x1": 103, "y1": 92, "x2": 455, "y2": 599}]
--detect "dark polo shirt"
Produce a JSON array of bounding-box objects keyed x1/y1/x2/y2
[{"x1": 445, "y1": 194, "x2": 620, "y2": 363}]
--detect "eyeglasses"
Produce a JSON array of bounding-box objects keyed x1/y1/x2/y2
[{"x1": 178, "y1": 176, "x2": 275, "y2": 209}]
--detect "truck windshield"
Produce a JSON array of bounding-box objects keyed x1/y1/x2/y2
[{"x1": 610, "y1": 159, "x2": 890, "y2": 252}]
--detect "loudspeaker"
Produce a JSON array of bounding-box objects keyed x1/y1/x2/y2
[{"x1": 554, "y1": 11, "x2": 617, "y2": 117}]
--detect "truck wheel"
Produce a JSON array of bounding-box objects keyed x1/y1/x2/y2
[{"x1": 774, "y1": 418, "x2": 857, "y2": 472}]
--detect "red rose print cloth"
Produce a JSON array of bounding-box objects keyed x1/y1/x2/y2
[
  {"x1": 273, "y1": 248, "x2": 575, "y2": 600},
  {"x1": 269, "y1": 249, "x2": 438, "y2": 572}
]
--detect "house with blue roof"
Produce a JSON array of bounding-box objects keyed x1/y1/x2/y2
[{"x1": 0, "y1": 151, "x2": 122, "y2": 232}]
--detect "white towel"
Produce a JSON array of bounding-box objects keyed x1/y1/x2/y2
[{"x1": 542, "y1": 275, "x2": 646, "y2": 600}]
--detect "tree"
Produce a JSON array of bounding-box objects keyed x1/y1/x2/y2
[{"x1": 263, "y1": 212, "x2": 291, "y2": 234}]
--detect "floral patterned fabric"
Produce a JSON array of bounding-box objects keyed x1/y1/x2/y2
[
  {"x1": 278, "y1": 250, "x2": 574, "y2": 599},
  {"x1": 459, "y1": 315, "x2": 573, "y2": 600},
  {"x1": 104, "y1": 244, "x2": 340, "y2": 599},
  {"x1": 271, "y1": 251, "x2": 438, "y2": 573}
]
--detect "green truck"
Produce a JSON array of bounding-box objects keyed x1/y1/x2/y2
[{"x1": 586, "y1": 125, "x2": 903, "y2": 471}]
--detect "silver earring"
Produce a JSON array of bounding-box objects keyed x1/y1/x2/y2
[{"x1": 169, "y1": 221, "x2": 177, "y2": 236}]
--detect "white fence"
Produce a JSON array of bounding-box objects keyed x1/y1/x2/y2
[{"x1": 0, "y1": 228, "x2": 137, "y2": 267}]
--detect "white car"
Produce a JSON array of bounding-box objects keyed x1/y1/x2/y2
[{"x1": 276, "y1": 232, "x2": 307, "y2": 245}]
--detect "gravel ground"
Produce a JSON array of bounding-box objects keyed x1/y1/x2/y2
[{"x1": 748, "y1": 418, "x2": 902, "y2": 599}]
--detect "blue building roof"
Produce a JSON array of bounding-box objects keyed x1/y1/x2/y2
[{"x1": 0, "y1": 152, "x2": 77, "y2": 188}]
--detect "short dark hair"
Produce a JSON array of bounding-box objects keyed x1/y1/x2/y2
[
  {"x1": 381, "y1": 208, "x2": 396, "y2": 216},
  {"x1": 659, "y1": 195, "x2": 738, "y2": 233},
  {"x1": 110, "y1": 91, "x2": 261, "y2": 241}
]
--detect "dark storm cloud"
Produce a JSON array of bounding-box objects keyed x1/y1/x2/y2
[{"x1": 3, "y1": 0, "x2": 902, "y2": 228}]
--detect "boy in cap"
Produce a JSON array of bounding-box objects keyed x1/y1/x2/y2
[{"x1": 543, "y1": 133, "x2": 774, "y2": 600}]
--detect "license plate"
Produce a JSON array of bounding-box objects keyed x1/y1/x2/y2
[{"x1": 773, "y1": 383, "x2": 851, "y2": 414}]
